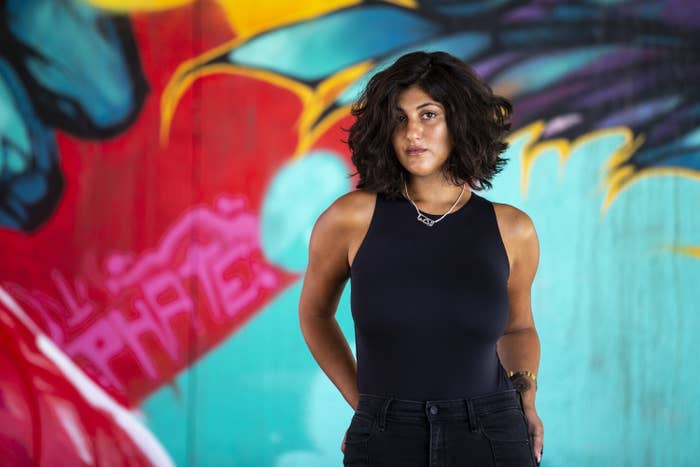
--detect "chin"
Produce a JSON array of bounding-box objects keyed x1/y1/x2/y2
[{"x1": 408, "y1": 169, "x2": 441, "y2": 178}]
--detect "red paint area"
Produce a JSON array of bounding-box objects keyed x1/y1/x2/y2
[
  {"x1": 0, "y1": 299, "x2": 162, "y2": 466},
  {"x1": 1, "y1": 2, "x2": 299, "y2": 405},
  {"x1": 0, "y1": 2, "x2": 356, "y2": 463}
]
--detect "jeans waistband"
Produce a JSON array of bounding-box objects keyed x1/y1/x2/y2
[{"x1": 356, "y1": 388, "x2": 522, "y2": 433}]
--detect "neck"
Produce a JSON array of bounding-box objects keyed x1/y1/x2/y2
[{"x1": 403, "y1": 176, "x2": 468, "y2": 207}]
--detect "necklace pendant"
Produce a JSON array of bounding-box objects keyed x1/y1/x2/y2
[{"x1": 417, "y1": 213, "x2": 435, "y2": 226}]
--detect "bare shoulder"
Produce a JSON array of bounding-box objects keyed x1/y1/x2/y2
[
  {"x1": 492, "y1": 202, "x2": 539, "y2": 275},
  {"x1": 317, "y1": 189, "x2": 376, "y2": 230},
  {"x1": 300, "y1": 189, "x2": 377, "y2": 317},
  {"x1": 492, "y1": 202, "x2": 537, "y2": 240},
  {"x1": 337, "y1": 189, "x2": 378, "y2": 268},
  {"x1": 310, "y1": 189, "x2": 377, "y2": 270},
  {"x1": 338, "y1": 188, "x2": 377, "y2": 224},
  {"x1": 300, "y1": 191, "x2": 376, "y2": 318}
]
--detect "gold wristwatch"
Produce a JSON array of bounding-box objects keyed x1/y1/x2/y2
[{"x1": 508, "y1": 370, "x2": 537, "y2": 390}]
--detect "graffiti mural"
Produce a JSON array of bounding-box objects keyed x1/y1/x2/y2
[
  {"x1": 0, "y1": 0, "x2": 148, "y2": 231},
  {"x1": 1, "y1": 0, "x2": 698, "y2": 465}
]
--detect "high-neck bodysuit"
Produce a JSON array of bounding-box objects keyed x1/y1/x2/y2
[{"x1": 350, "y1": 190, "x2": 514, "y2": 401}]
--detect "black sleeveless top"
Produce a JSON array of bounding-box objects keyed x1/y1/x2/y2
[{"x1": 350, "y1": 190, "x2": 514, "y2": 401}]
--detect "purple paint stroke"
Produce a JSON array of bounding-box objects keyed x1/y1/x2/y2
[
  {"x1": 562, "y1": 47, "x2": 663, "y2": 82},
  {"x1": 647, "y1": 105, "x2": 699, "y2": 145},
  {"x1": 571, "y1": 71, "x2": 661, "y2": 109},
  {"x1": 472, "y1": 52, "x2": 521, "y2": 79},
  {"x1": 542, "y1": 114, "x2": 584, "y2": 138},
  {"x1": 502, "y1": 6, "x2": 547, "y2": 23},
  {"x1": 663, "y1": 0, "x2": 700, "y2": 29},
  {"x1": 596, "y1": 96, "x2": 680, "y2": 128},
  {"x1": 510, "y1": 80, "x2": 590, "y2": 128},
  {"x1": 595, "y1": 0, "x2": 699, "y2": 31}
]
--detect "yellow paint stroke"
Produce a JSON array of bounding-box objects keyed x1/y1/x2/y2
[
  {"x1": 385, "y1": 0, "x2": 418, "y2": 7},
  {"x1": 85, "y1": 0, "x2": 195, "y2": 12},
  {"x1": 507, "y1": 122, "x2": 700, "y2": 262},
  {"x1": 156, "y1": 0, "x2": 418, "y2": 148},
  {"x1": 216, "y1": 0, "x2": 415, "y2": 40},
  {"x1": 505, "y1": 121, "x2": 619, "y2": 200},
  {"x1": 160, "y1": 59, "x2": 312, "y2": 145},
  {"x1": 153, "y1": 0, "x2": 700, "y2": 232},
  {"x1": 161, "y1": 35, "x2": 255, "y2": 144},
  {"x1": 657, "y1": 244, "x2": 700, "y2": 260},
  {"x1": 158, "y1": 1, "x2": 374, "y2": 147},
  {"x1": 93, "y1": 3, "x2": 700, "y2": 267},
  {"x1": 85, "y1": 0, "x2": 415, "y2": 30},
  {"x1": 293, "y1": 60, "x2": 374, "y2": 157},
  {"x1": 160, "y1": 53, "x2": 373, "y2": 156},
  {"x1": 603, "y1": 165, "x2": 700, "y2": 204},
  {"x1": 504, "y1": 123, "x2": 700, "y2": 219},
  {"x1": 157, "y1": 1, "x2": 383, "y2": 153},
  {"x1": 165, "y1": 58, "x2": 700, "y2": 228},
  {"x1": 216, "y1": 0, "x2": 361, "y2": 39},
  {"x1": 596, "y1": 135, "x2": 700, "y2": 215},
  {"x1": 494, "y1": 81, "x2": 700, "y2": 215}
]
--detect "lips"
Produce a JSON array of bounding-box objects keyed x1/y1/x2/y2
[{"x1": 407, "y1": 147, "x2": 426, "y2": 155}]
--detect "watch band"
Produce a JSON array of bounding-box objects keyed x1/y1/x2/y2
[{"x1": 508, "y1": 370, "x2": 538, "y2": 390}]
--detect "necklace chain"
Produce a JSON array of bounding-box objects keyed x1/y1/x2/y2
[{"x1": 403, "y1": 180, "x2": 465, "y2": 227}]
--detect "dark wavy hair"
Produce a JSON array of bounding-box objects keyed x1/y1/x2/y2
[{"x1": 345, "y1": 51, "x2": 512, "y2": 199}]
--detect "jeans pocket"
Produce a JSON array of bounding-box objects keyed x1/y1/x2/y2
[
  {"x1": 343, "y1": 411, "x2": 375, "y2": 467},
  {"x1": 478, "y1": 408, "x2": 536, "y2": 467},
  {"x1": 345, "y1": 411, "x2": 376, "y2": 445},
  {"x1": 478, "y1": 408, "x2": 529, "y2": 442}
]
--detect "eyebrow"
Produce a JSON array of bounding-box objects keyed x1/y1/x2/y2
[{"x1": 395, "y1": 102, "x2": 443, "y2": 111}]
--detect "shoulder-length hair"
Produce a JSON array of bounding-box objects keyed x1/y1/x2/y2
[{"x1": 345, "y1": 51, "x2": 512, "y2": 199}]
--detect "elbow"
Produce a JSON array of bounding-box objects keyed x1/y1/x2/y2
[{"x1": 502, "y1": 325, "x2": 537, "y2": 336}]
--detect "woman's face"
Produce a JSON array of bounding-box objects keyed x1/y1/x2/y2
[{"x1": 392, "y1": 85, "x2": 452, "y2": 179}]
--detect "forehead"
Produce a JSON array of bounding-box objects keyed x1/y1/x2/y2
[{"x1": 396, "y1": 85, "x2": 442, "y2": 109}]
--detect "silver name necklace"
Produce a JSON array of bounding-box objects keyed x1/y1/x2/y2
[{"x1": 404, "y1": 180, "x2": 465, "y2": 227}]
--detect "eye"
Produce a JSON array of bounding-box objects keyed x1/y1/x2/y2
[
  {"x1": 396, "y1": 114, "x2": 406, "y2": 123},
  {"x1": 422, "y1": 111, "x2": 437, "y2": 120}
]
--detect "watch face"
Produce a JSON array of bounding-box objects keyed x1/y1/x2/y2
[
  {"x1": 512, "y1": 378, "x2": 530, "y2": 393},
  {"x1": 511, "y1": 375, "x2": 535, "y2": 393}
]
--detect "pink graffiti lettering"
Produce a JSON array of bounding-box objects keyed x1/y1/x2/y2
[
  {"x1": 108, "y1": 303, "x2": 178, "y2": 380},
  {"x1": 51, "y1": 271, "x2": 95, "y2": 328},
  {"x1": 138, "y1": 270, "x2": 199, "y2": 336},
  {"x1": 3, "y1": 194, "x2": 283, "y2": 401},
  {"x1": 65, "y1": 317, "x2": 126, "y2": 391},
  {"x1": 213, "y1": 252, "x2": 278, "y2": 318}
]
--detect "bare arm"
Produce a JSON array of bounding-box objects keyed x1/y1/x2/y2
[
  {"x1": 496, "y1": 207, "x2": 541, "y2": 405},
  {"x1": 298, "y1": 196, "x2": 359, "y2": 410},
  {"x1": 495, "y1": 206, "x2": 543, "y2": 463}
]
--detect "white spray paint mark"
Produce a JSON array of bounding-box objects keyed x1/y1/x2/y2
[
  {"x1": 0, "y1": 285, "x2": 175, "y2": 467},
  {"x1": 54, "y1": 402, "x2": 94, "y2": 465}
]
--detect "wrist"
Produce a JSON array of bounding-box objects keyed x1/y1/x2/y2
[
  {"x1": 508, "y1": 370, "x2": 537, "y2": 392},
  {"x1": 518, "y1": 388, "x2": 537, "y2": 411}
]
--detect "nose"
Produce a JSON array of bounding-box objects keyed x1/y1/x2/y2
[{"x1": 404, "y1": 118, "x2": 422, "y2": 142}]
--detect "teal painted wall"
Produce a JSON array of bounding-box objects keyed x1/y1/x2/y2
[
  {"x1": 144, "y1": 131, "x2": 700, "y2": 466},
  {"x1": 2, "y1": 1, "x2": 699, "y2": 466}
]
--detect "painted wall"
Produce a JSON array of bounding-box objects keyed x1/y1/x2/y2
[{"x1": 1, "y1": 0, "x2": 698, "y2": 465}]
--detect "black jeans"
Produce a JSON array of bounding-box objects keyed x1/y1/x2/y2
[{"x1": 343, "y1": 388, "x2": 540, "y2": 467}]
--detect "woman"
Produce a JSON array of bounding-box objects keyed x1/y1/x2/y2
[{"x1": 299, "y1": 50, "x2": 543, "y2": 466}]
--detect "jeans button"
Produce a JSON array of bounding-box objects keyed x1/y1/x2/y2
[{"x1": 429, "y1": 405, "x2": 438, "y2": 415}]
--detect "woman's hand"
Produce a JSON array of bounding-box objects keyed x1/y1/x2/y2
[
  {"x1": 340, "y1": 430, "x2": 347, "y2": 453},
  {"x1": 523, "y1": 406, "x2": 543, "y2": 464}
]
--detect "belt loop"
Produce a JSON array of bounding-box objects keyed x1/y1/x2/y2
[
  {"x1": 465, "y1": 398, "x2": 478, "y2": 432},
  {"x1": 378, "y1": 397, "x2": 393, "y2": 431}
]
